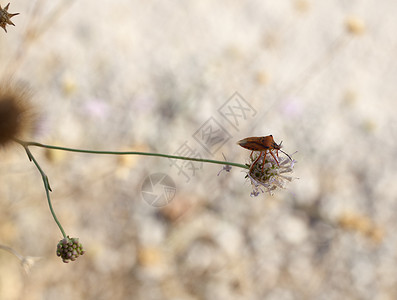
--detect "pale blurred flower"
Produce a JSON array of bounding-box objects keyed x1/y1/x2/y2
[
  {"x1": 218, "y1": 164, "x2": 232, "y2": 176},
  {"x1": 217, "y1": 153, "x2": 232, "y2": 176},
  {"x1": 281, "y1": 97, "x2": 304, "y2": 118},
  {"x1": 0, "y1": 244, "x2": 41, "y2": 274},
  {"x1": 20, "y1": 256, "x2": 42, "y2": 274},
  {"x1": 83, "y1": 98, "x2": 110, "y2": 119}
]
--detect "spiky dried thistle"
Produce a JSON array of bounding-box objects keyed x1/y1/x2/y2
[{"x1": 0, "y1": 3, "x2": 19, "y2": 33}]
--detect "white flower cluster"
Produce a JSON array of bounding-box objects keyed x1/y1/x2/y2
[{"x1": 246, "y1": 151, "x2": 296, "y2": 196}]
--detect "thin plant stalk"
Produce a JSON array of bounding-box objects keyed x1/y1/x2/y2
[
  {"x1": 14, "y1": 138, "x2": 248, "y2": 238},
  {"x1": 16, "y1": 140, "x2": 249, "y2": 170},
  {"x1": 20, "y1": 143, "x2": 66, "y2": 238}
]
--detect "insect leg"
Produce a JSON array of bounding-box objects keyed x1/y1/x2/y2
[
  {"x1": 269, "y1": 150, "x2": 279, "y2": 166},
  {"x1": 250, "y1": 151, "x2": 263, "y2": 173},
  {"x1": 261, "y1": 150, "x2": 268, "y2": 172}
]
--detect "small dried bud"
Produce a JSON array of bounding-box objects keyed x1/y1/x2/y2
[
  {"x1": 56, "y1": 236, "x2": 85, "y2": 263},
  {"x1": 0, "y1": 3, "x2": 19, "y2": 33},
  {"x1": 0, "y1": 83, "x2": 37, "y2": 148}
]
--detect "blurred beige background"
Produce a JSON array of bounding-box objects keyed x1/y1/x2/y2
[{"x1": 1, "y1": 0, "x2": 397, "y2": 299}]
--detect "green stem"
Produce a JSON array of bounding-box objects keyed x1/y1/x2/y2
[
  {"x1": 17, "y1": 140, "x2": 249, "y2": 170},
  {"x1": 15, "y1": 138, "x2": 248, "y2": 238},
  {"x1": 20, "y1": 144, "x2": 67, "y2": 238}
]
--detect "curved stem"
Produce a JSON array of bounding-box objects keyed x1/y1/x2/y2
[
  {"x1": 14, "y1": 138, "x2": 248, "y2": 239},
  {"x1": 0, "y1": 244, "x2": 23, "y2": 260},
  {"x1": 20, "y1": 143, "x2": 66, "y2": 238},
  {"x1": 16, "y1": 140, "x2": 249, "y2": 170}
]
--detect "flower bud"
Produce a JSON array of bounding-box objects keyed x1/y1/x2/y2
[{"x1": 56, "y1": 236, "x2": 85, "y2": 263}]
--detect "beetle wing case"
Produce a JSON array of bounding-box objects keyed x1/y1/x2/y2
[{"x1": 237, "y1": 137, "x2": 271, "y2": 151}]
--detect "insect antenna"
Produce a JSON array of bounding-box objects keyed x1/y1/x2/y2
[{"x1": 279, "y1": 149, "x2": 292, "y2": 161}]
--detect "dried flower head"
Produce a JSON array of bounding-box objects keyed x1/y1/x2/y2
[
  {"x1": 0, "y1": 3, "x2": 19, "y2": 33},
  {"x1": 0, "y1": 83, "x2": 36, "y2": 147},
  {"x1": 246, "y1": 150, "x2": 296, "y2": 196},
  {"x1": 56, "y1": 236, "x2": 85, "y2": 263}
]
